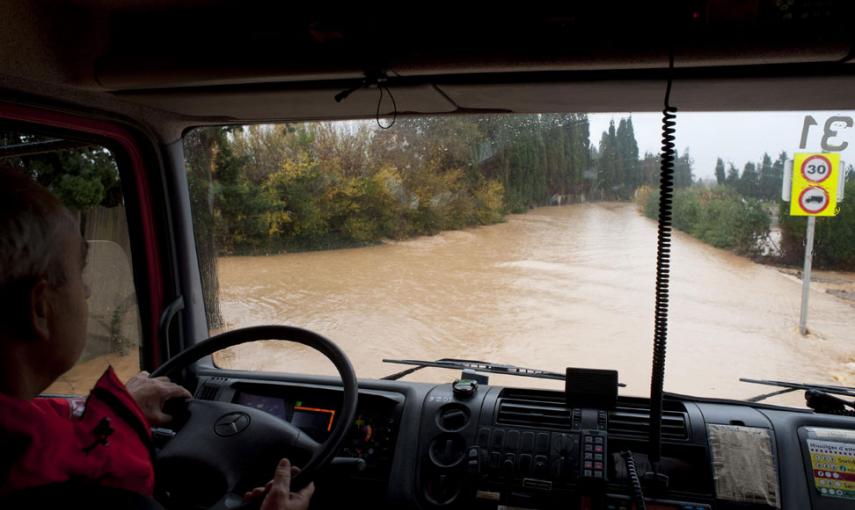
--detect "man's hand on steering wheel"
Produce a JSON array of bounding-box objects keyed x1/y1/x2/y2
[
  {"x1": 126, "y1": 371, "x2": 193, "y2": 426},
  {"x1": 244, "y1": 459, "x2": 315, "y2": 510}
]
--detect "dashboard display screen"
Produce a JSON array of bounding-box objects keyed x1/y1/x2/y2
[
  {"x1": 234, "y1": 391, "x2": 337, "y2": 441},
  {"x1": 235, "y1": 392, "x2": 287, "y2": 420},
  {"x1": 292, "y1": 405, "x2": 336, "y2": 441}
]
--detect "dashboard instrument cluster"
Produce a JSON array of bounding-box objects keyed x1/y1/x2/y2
[{"x1": 229, "y1": 383, "x2": 403, "y2": 476}]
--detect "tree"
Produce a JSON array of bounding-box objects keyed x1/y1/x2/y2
[
  {"x1": 726, "y1": 163, "x2": 739, "y2": 187},
  {"x1": 183, "y1": 128, "x2": 226, "y2": 329},
  {"x1": 1, "y1": 131, "x2": 123, "y2": 211},
  {"x1": 616, "y1": 117, "x2": 641, "y2": 196},
  {"x1": 477, "y1": 114, "x2": 593, "y2": 209},
  {"x1": 673, "y1": 148, "x2": 694, "y2": 188},
  {"x1": 757, "y1": 153, "x2": 778, "y2": 200},
  {"x1": 180, "y1": 114, "x2": 636, "y2": 273},
  {"x1": 715, "y1": 158, "x2": 726, "y2": 185},
  {"x1": 738, "y1": 162, "x2": 759, "y2": 198},
  {"x1": 372, "y1": 116, "x2": 483, "y2": 175},
  {"x1": 597, "y1": 120, "x2": 620, "y2": 199},
  {"x1": 593, "y1": 117, "x2": 644, "y2": 200},
  {"x1": 640, "y1": 152, "x2": 660, "y2": 187},
  {"x1": 566, "y1": 114, "x2": 593, "y2": 197},
  {"x1": 770, "y1": 151, "x2": 788, "y2": 201}
]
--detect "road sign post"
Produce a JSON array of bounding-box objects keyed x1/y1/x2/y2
[
  {"x1": 799, "y1": 216, "x2": 815, "y2": 335},
  {"x1": 783, "y1": 153, "x2": 844, "y2": 336}
]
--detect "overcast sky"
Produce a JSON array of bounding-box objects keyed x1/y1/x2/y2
[{"x1": 588, "y1": 111, "x2": 855, "y2": 180}]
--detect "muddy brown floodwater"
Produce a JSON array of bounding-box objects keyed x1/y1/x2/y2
[{"x1": 213, "y1": 202, "x2": 854, "y2": 407}]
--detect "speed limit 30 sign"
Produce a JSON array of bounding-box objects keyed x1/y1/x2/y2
[{"x1": 789, "y1": 153, "x2": 840, "y2": 217}]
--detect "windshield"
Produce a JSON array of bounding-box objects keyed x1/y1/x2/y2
[{"x1": 183, "y1": 112, "x2": 855, "y2": 407}]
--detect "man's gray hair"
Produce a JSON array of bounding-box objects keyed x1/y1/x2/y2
[{"x1": 0, "y1": 167, "x2": 71, "y2": 294}]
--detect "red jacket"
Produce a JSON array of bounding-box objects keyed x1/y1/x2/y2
[{"x1": 0, "y1": 367, "x2": 155, "y2": 496}]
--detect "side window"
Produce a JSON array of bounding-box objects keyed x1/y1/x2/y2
[{"x1": 0, "y1": 129, "x2": 141, "y2": 394}]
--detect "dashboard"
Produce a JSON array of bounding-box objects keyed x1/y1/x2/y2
[
  {"x1": 232, "y1": 385, "x2": 399, "y2": 472},
  {"x1": 192, "y1": 370, "x2": 855, "y2": 509},
  {"x1": 196, "y1": 378, "x2": 402, "y2": 480}
]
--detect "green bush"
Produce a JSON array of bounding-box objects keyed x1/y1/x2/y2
[
  {"x1": 201, "y1": 143, "x2": 511, "y2": 254},
  {"x1": 693, "y1": 192, "x2": 770, "y2": 254},
  {"x1": 637, "y1": 185, "x2": 771, "y2": 256},
  {"x1": 635, "y1": 185, "x2": 659, "y2": 219},
  {"x1": 186, "y1": 114, "x2": 625, "y2": 256},
  {"x1": 474, "y1": 179, "x2": 505, "y2": 225},
  {"x1": 672, "y1": 188, "x2": 702, "y2": 233},
  {"x1": 779, "y1": 178, "x2": 855, "y2": 270}
]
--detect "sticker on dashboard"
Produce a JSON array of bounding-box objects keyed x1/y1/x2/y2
[{"x1": 807, "y1": 438, "x2": 855, "y2": 500}]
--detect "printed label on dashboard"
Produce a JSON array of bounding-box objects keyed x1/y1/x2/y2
[{"x1": 807, "y1": 438, "x2": 855, "y2": 500}]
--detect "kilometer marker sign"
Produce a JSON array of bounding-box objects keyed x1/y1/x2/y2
[{"x1": 790, "y1": 153, "x2": 840, "y2": 217}]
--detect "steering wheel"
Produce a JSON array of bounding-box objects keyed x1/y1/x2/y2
[{"x1": 150, "y1": 325, "x2": 358, "y2": 510}]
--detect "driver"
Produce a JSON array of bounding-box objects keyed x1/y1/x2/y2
[{"x1": 0, "y1": 167, "x2": 314, "y2": 509}]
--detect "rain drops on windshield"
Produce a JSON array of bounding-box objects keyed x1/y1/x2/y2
[{"x1": 184, "y1": 114, "x2": 855, "y2": 408}]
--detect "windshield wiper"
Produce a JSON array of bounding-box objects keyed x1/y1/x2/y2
[
  {"x1": 740, "y1": 377, "x2": 855, "y2": 403},
  {"x1": 382, "y1": 358, "x2": 626, "y2": 386},
  {"x1": 381, "y1": 358, "x2": 566, "y2": 381}
]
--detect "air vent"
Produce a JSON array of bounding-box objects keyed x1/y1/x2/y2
[
  {"x1": 495, "y1": 390, "x2": 689, "y2": 440},
  {"x1": 496, "y1": 391, "x2": 573, "y2": 430},
  {"x1": 608, "y1": 403, "x2": 689, "y2": 441},
  {"x1": 196, "y1": 382, "x2": 220, "y2": 400}
]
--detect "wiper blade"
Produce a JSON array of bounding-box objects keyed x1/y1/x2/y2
[
  {"x1": 382, "y1": 358, "x2": 567, "y2": 381},
  {"x1": 740, "y1": 377, "x2": 855, "y2": 403},
  {"x1": 382, "y1": 358, "x2": 626, "y2": 386}
]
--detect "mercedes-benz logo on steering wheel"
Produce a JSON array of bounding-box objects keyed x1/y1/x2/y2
[{"x1": 214, "y1": 412, "x2": 251, "y2": 437}]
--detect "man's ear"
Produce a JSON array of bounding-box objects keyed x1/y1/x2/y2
[{"x1": 28, "y1": 279, "x2": 51, "y2": 342}]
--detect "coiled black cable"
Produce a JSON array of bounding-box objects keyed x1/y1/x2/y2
[
  {"x1": 649, "y1": 50, "x2": 677, "y2": 467},
  {"x1": 621, "y1": 451, "x2": 647, "y2": 510},
  {"x1": 376, "y1": 85, "x2": 398, "y2": 129},
  {"x1": 333, "y1": 72, "x2": 398, "y2": 129}
]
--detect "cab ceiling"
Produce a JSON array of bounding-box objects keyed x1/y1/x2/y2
[{"x1": 3, "y1": 1, "x2": 855, "y2": 138}]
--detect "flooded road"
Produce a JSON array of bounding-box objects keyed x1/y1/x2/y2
[{"x1": 215, "y1": 203, "x2": 854, "y2": 406}]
